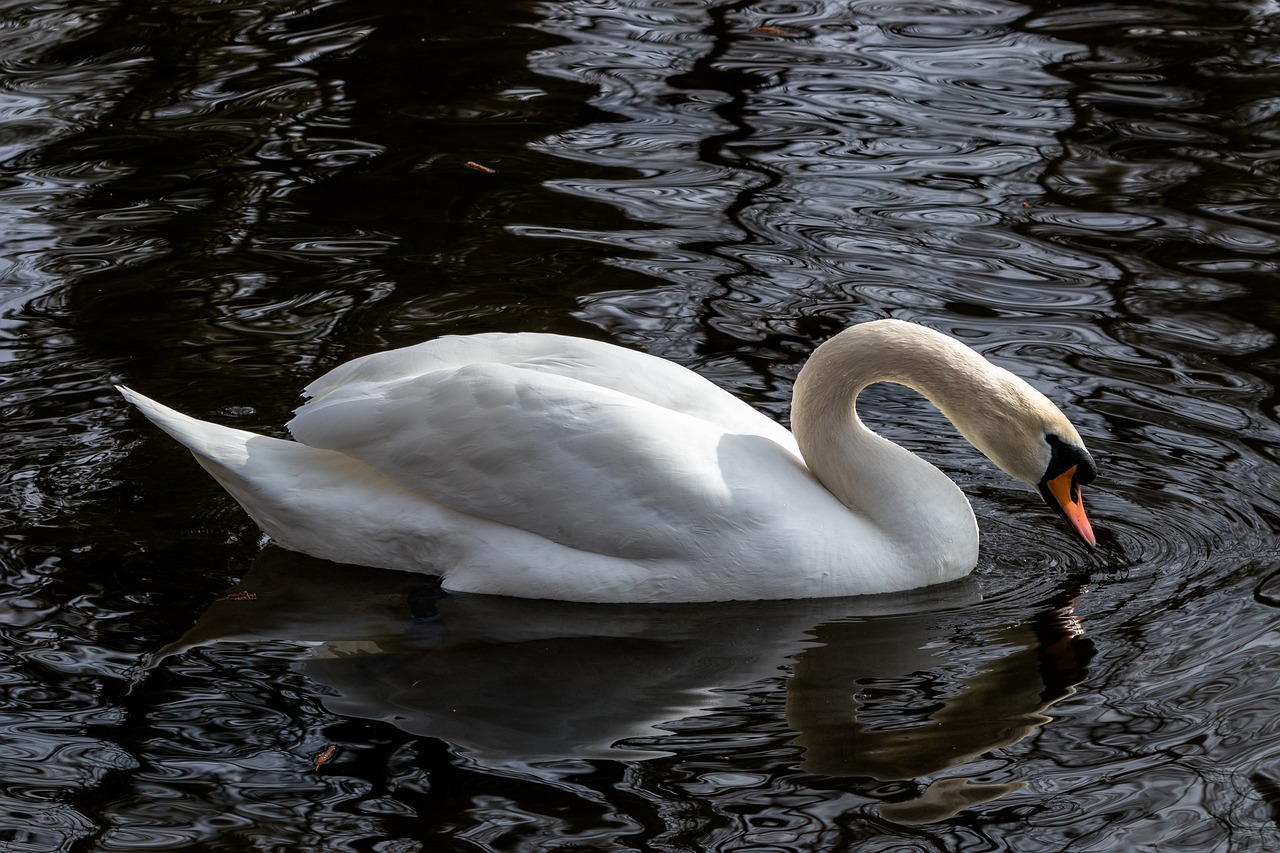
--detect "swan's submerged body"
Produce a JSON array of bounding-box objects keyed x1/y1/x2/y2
[{"x1": 120, "y1": 320, "x2": 1096, "y2": 603}]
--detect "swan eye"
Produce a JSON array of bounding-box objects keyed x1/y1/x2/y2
[{"x1": 1044, "y1": 434, "x2": 1096, "y2": 485}]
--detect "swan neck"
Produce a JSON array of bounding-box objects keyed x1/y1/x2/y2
[
  {"x1": 793, "y1": 322, "x2": 994, "y2": 441},
  {"x1": 790, "y1": 321, "x2": 984, "y2": 559}
]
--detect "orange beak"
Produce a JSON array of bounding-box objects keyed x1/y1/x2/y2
[{"x1": 1041, "y1": 465, "x2": 1096, "y2": 548}]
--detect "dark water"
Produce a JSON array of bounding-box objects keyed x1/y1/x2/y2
[{"x1": 3, "y1": 0, "x2": 1280, "y2": 849}]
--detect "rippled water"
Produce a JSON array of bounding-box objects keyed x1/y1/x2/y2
[{"x1": 3, "y1": 0, "x2": 1280, "y2": 849}]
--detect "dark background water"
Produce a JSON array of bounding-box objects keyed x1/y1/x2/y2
[{"x1": 3, "y1": 0, "x2": 1280, "y2": 849}]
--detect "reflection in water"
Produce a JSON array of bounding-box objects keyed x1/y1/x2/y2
[
  {"x1": 158, "y1": 550, "x2": 1090, "y2": 823},
  {"x1": 790, "y1": 595, "x2": 1090, "y2": 781}
]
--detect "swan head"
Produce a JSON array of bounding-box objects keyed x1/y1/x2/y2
[
  {"x1": 1036, "y1": 433, "x2": 1097, "y2": 547},
  {"x1": 956, "y1": 375, "x2": 1097, "y2": 548}
]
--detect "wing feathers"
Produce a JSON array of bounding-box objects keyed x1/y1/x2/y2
[{"x1": 289, "y1": 360, "x2": 802, "y2": 560}]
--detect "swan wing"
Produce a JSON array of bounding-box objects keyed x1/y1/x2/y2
[{"x1": 287, "y1": 358, "x2": 819, "y2": 561}]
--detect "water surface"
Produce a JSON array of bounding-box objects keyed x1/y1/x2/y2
[{"x1": 2, "y1": 0, "x2": 1280, "y2": 850}]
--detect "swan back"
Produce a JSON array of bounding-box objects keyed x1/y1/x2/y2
[{"x1": 295, "y1": 333, "x2": 793, "y2": 449}]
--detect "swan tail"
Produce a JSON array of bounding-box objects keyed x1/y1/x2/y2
[
  {"x1": 116, "y1": 385, "x2": 328, "y2": 535},
  {"x1": 117, "y1": 385, "x2": 266, "y2": 463},
  {"x1": 117, "y1": 385, "x2": 444, "y2": 569}
]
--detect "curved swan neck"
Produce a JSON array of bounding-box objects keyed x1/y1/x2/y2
[
  {"x1": 793, "y1": 320, "x2": 1000, "y2": 437},
  {"x1": 789, "y1": 319, "x2": 1092, "y2": 578},
  {"x1": 798, "y1": 316, "x2": 1087, "y2": 481},
  {"x1": 790, "y1": 320, "x2": 1002, "y2": 559}
]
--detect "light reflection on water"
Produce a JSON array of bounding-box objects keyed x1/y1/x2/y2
[{"x1": 2, "y1": 0, "x2": 1280, "y2": 850}]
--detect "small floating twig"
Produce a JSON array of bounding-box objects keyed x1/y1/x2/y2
[
  {"x1": 754, "y1": 26, "x2": 805, "y2": 37},
  {"x1": 312, "y1": 744, "x2": 338, "y2": 771}
]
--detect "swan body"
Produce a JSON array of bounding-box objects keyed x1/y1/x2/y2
[{"x1": 119, "y1": 319, "x2": 1096, "y2": 603}]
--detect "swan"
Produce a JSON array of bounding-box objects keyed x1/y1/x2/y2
[{"x1": 117, "y1": 319, "x2": 1097, "y2": 603}]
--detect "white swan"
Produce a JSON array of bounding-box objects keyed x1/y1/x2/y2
[{"x1": 118, "y1": 319, "x2": 1096, "y2": 603}]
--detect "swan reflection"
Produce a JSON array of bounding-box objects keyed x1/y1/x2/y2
[{"x1": 157, "y1": 549, "x2": 1092, "y2": 823}]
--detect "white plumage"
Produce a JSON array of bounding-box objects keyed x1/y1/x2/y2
[{"x1": 119, "y1": 319, "x2": 1097, "y2": 602}]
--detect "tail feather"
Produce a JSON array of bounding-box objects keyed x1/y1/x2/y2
[
  {"x1": 116, "y1": 385, "x2": 429, "y2": 565},
  {"x1": 117, "y1": 385, "x2": 265, "y2": 465}
]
